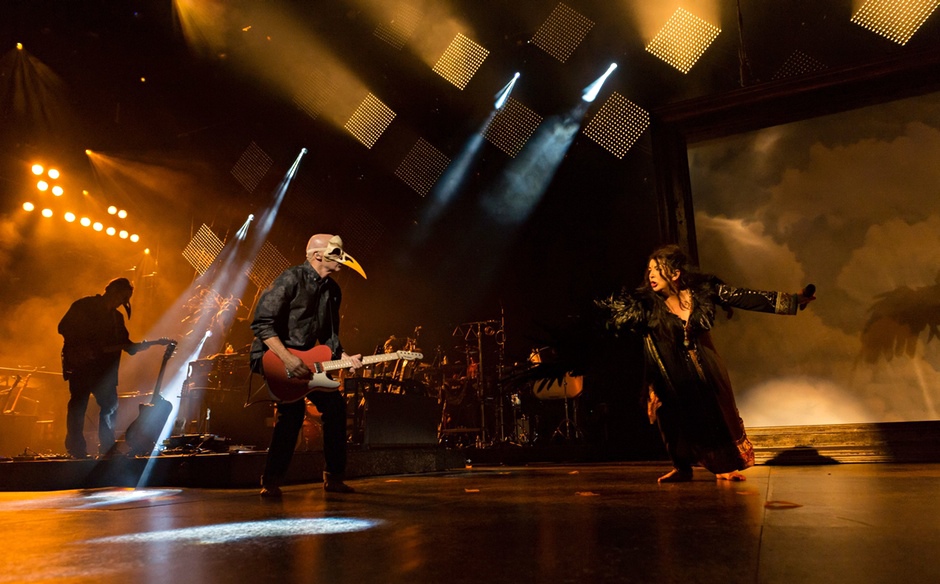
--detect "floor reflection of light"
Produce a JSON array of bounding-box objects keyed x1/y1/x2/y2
[
  {"x1": 89, "y1": 518, "x2": 381, "y2": 545},
  {"x1": 0, "y1": 488, "x2": 183, "y2": 511}
]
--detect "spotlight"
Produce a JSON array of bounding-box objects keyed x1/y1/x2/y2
[
  {"x1": 80, "y1": 217, "x2": 91, "y2": 227},
  {"x1": 23, "y1": 202, "x2": 35, "y2": 212},
  {"x1": 118, "y1": 209, "x2": 127, "y2": 219},
  {"x1": 65, "y1": 212, "x2": 76, "y2": 222},
  {"x1": 131, "y1": 234, "x2": 140, "y2": 243},
  {"x1": 48, "y1": 169, "x2": 60, "y2": 179},
  {"x1": 17, "y1": 43, "x2": 23, "y2": 50},
  {"x1": 93, "y1": 222, "x2": 103, "y2": 231},
  {"x1": 41, "y1": 208, "x2": 53, "y2": 218},
  {"x1": 494, "y1": 73, "x2": 521, "y2": 109},
  {"x1": 37, "y1": 180, "x2": 49, "y2": 191},
  {"x1": 108, "y1": 206, "x2": 118, "y2": 215},
  {"x1": 52, "y1": 186, "x2": 64, "y2": 196},
  {"x1": 582, "y1": 63, "x2": 617, "y2": 102},
  {"x1": 143, "y1": 246, "x2": 148, "y2": 253},
  {"x1": 106, "y1": 227, "x2": 116, "y2": 236},
  {"x1": 31, "y1": 164, "x2": 44, "y2": 175}
]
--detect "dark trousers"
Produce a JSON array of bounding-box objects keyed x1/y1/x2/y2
[
  {"x1": 262, "y1": 390, "x2": 347, "y2": 484},
  {"x1": 65, "y1": 371, "x2": 119, "y2": 457}
]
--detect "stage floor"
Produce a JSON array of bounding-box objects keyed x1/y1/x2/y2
[{"x1": 1, "y1": 462, "x2": 938, "y2": 584}]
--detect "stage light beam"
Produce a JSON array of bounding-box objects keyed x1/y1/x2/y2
[
  {"x1": 582, "y1": 63, "x2": 617, "y2": 102},
  {"x1": 494, "y1": 73, "x2": 520, "y2": 109}
]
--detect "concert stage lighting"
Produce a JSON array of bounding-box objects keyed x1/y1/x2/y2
[
  {"x1": 293, "y1": 69, "x2": 334, "y2": 121},
  {"x1": 374, "y1": 3, "x2": 422, "y2": 50},
  {"x1": 118, "y1": 209, "x2": 127, "y2": 219},
  {"x1": 483, "y1": 98, "x2": 543, "y2": 158},
  {"x1": 582, "y1": 92, "x2": 650, "y2": 159},
  {"x1": 51, "y1": 186, "x2": 63, "y2": 196},
  {"x1": 772, "y1": 50, "x2": 828, "y2": 80},
  {"x1": 182, "y1": 224, "x2": 225, "y2": 275},
  {"x1": 247, "y1": 240, "x2": 290, "y2": 290},
  {"x1": 530, "y1": 3, "x2": 595, "y2": 63},
  {"x1": 23, "y1": 202, "x2": 34, "y2": 212},
  {"x1": 37, "y1": 180, "x2": 48, "y2": 191},
  {"x1": 80, "y1": 217, "x2": 91, "y2": 227},
  {"x1": 646, "y1": 7, "x2": 721, "y2": 74},
  {"x1": 47, "y1": 169, "x2": 60, "y2": 179},
  {"x1": 41, "y1": 208, "x2": 53, "y2": 218},
  {"x1": 106, "y1": 227, "x2": 116, "y2": 236},
  {"x1": 119, "y1": 230, "x2": 129, "y2": 239},
  {"x1": 852, "y1": 0, "x2": 939, "y2": 45},
  {"x1": 93, "y1": 222, "x2": 103, "y2": 231},
  {"x1": 130, "y1": 234, "x2": 140, "y2": 243},
  {"x1": 31, "y1": 164, "x2": 42, "y2": 175},
  {"x1": 235, "y1": 214, "x2": 254, "y2": 240},
  {"x1": 582, "y1": 63, "x2": 617, "y2": 103},
  {"x1": 345, "y1": 93, "x2": 396, "y2": 149},
  {"x1": 64, "y1": 212, "x2": 76, "y2": 222},
  {"x1": 395, "y1": 138, "x2": 451, "y2": 197},
  {"x1": 433, "y1": 33, "x2": 489, "y2": 90},
  {"x1": 495, "y1": 73, "x2": 520, "y2": 110},
  {"x1": 231, "y1": 141, "x2": 273, "y2": 194},
  {"x1": 108, "y1": 206, "x2": 117, "y2": 214}
]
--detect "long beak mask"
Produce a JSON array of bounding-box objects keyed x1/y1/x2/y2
[
  {"x1": 314, "y1": 235, "x2": 367, "y2": 279},
  {"x1": 122, "y1": 302, "x2": 132, "y2": 320}
]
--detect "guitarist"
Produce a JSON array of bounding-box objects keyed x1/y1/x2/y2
[
  {"x1": 58, "y1": 277, "x2": 158, "y2": 459},
  {"x1": 250, "y1": 233, "x2": 365, "y2": 497}
]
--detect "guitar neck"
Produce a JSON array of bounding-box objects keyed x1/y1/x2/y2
[{"x1": 320, "y1": 353, "x2": 405, "y2": 372}]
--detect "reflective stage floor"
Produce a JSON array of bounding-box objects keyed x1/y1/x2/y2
[{"x1": 2, "y1": 462, "x2": 938, "y2": 584}]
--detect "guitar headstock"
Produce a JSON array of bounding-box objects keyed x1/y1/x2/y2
[
  {"x1": 396, "y1": 351, "x2": 423, "y2": 361},
  {"x1": 161, "y1": 339, "x2": 178, "y2": 359}
]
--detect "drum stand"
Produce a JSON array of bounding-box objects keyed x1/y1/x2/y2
[{"x1": 552, "y1": 391, "x2": 583, "y2": 441}]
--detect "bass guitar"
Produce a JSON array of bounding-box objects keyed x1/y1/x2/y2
[
  {"x1": 263, "y1": 345, "x2": 423, "y2": 403},
  {"x1": 124, "y1": 339, "x2": 179, "y2": 456}
]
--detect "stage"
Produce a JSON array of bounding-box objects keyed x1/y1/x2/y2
[{"x1": 1, "y1": 462, "x2": 938, "y2": 584}]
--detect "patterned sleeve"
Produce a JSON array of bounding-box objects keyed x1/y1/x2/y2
[
  {"x1": 716, "y1": 284, "x2": 799, "y2": 315},
  {"x1": 250, "y1": 269, "x2": 298, "y2": 342}
]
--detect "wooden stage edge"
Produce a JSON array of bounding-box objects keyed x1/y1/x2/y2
[{"x1": 2, "y1": 420, "x2": 940, "y2": 491}]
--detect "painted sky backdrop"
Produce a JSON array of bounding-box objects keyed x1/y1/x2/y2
[{"x1": 690, "y1": 92, "x2": 940, "y2": 426}]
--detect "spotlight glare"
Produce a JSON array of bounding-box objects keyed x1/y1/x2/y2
[
  {"x1": 93, "y1": 222, "x2": 103, "y2": 231},
  {"x1": 108, "y1": 206, "x2": 118, "y2": 215},
  {"x1": 48, "y1": 168, "x2": 60, "y2": 179},
  {"x1": 17, "y1": 43, "x2": 23, "y2": 50},
  {"x1": 31, "y1": 164, "x2": 44, "y2": 175},
  {"x1": 119, "y1": 230, "x2": 129, "y2": 239},
  {"x1": 85, "y1": 149, "x2": 92, "y2": 155},
  {"x1": 37, "y1": 180, "x2": 49, "y2": 191},
  {"x1": 131, "y1": 234, "x2": 140, "y2": 243},
  {"x1": 143, "y1": 246, "x2": 149, "y2": 253},
  {"x1": 80, "y1": 217, "x2": 91, "y2": 227},
  {"x1": 41, "y1": 208, "x2": 53, "y2": 218},
  {"x1": 118, "y1": 209, "x2": 127, "y2": 219},
  {"x1": 52, "y1": 185, "x2": 64, "y2": 196},
  {"x1": 106, "y1": 227, "x2": 116, "y2": 236},
  {"x1": 23, "y1": 202, "x2": 35, "y2": 212},
  {"x1": 65, "y1": 212, "x2": 76, "y2": 222}
]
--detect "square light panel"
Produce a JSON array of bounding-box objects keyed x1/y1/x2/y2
[
  {"x1": 345, "y1": 93, "x2": 396, "y2": 149},
  {"x1": 483, "y1": 97, "x2": 543, "y2": 158},
  {"x1": 851, "y1": 0, "x2": 939, "y2": 45},
  {"x1": 374, "y1": 3, "x2": 423, "y2": 50},
  {"x1": 247, "y1": 240, "x2": 290, "y2": 291},
  {"x1": 530, "y1": 3, "x2": 595, "y2": 63},
  {"x1": 231, "y1": 142, "x2": 273, "y2": 193},
  {"x1": 395, "y1": 138, "x2": 451, "y2": 197},
  {"x1": 771, "y1": 50, "x2": 828, "y2": 81},
  {"x1": 582, "y1": 92, "x2": 649, "y2": 159},
  {"x1": 432, "y1": 33, "x2": 489, "y2": 90},
  {"x1": 646, "y1": 7, "x2": 721, "y2": 74},
  {"x1": 182, "y1": 224, "x2": 224, "y2": 276},
  {"x1": 293, "y1": 69, "x2": 335, "y2": 120}
]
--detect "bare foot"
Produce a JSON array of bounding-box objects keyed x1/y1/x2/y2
[
  {"x1": 715, "y1": 471, "x2": 746, "y2": 482},
  {"x1": 658, "y1": 468, "x2": 693, "y2": 483}
]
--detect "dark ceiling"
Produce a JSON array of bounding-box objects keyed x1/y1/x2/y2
[{"x1": 2, "y1": 0, "x2": 939, "y2": 358}]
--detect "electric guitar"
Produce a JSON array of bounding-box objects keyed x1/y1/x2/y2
[
  {"x1": 125, "y1": 339, "x2": 179, "y2": 456},
  {"x1": 263, "y1": 345, "x2": 423, "y2": 403}
]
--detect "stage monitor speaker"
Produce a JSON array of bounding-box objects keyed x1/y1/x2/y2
[{"x1": 363, "y1": 393, "x2": 439, "y2": 446}]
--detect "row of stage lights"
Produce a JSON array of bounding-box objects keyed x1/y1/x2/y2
[{"x1": 23, "y1": 163, "x2": 141, "y2": 244}]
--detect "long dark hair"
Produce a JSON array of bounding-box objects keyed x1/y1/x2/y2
[{"x1": 638, "y1": 244, "x2": 713, "y2": 335}]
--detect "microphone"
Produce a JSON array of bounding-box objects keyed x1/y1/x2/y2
[{"x1": 800, "y1": 284, "x2": 816, "y2": 311}]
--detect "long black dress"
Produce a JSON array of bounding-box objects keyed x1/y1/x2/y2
[{"x1": 599, "y1": 278, "x2": 800, "y2": 474}]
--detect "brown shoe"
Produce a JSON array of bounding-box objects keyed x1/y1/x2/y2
[{"x1": 323, "y1": 472, "x2": 355, "y2": 493}]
